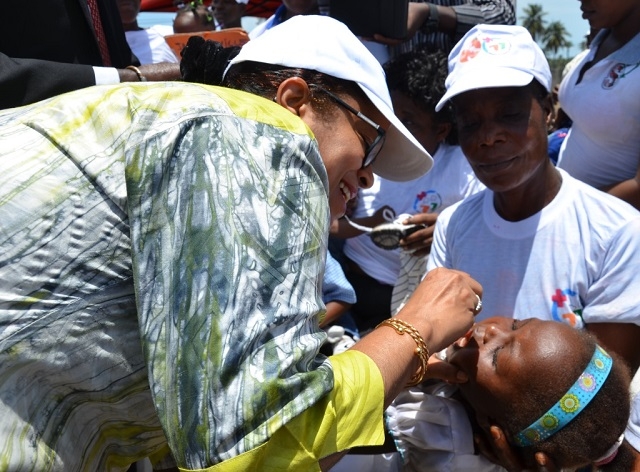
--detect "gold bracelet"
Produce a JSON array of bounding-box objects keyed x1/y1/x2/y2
[
  {"x1": 376, "y1": 318, "x2": 430, "y2": 387},
  {"x1": 125, "y1": 65, "x2": 147, "y2": 82}
]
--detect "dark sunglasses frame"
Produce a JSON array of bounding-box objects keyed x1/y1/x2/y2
[{"x1": 312, "y1": 86, "x2": 386, "y2": 169}]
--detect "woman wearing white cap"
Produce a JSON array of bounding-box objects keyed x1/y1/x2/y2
[
  {"x1": 427, "y1": 23, "x2": 640, "y2": 470},
  {"x1": 0, "y1": 15, "x2": 481, "y2": 471}
]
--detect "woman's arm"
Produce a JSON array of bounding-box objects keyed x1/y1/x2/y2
[
  {"x1": 601, "y1": 161, "x2": 640, "y2": 210},
  {"x1": 352, "y1": 267, "x2": 481, "y2": 406}
]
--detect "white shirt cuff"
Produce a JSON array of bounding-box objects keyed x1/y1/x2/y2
[{"x1": 93, "y1": 66, "x2": 121, "y2": 85}]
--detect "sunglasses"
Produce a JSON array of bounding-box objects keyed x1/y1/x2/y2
[{"x1": 312, "y1": 86, "x2": 386, "y2": 169}]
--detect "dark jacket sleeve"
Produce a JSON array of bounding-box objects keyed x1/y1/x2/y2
[{"x1": 0, "y1": 54, "x2": 96, "y2": 109}]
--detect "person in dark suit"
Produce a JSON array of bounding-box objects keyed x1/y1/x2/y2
[{"x1": 0, "y1": 0, "x2": 181, "y2": 109}]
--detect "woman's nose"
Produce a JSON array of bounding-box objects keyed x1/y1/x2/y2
[
  {"x1": 357, "y1": 165, "x2": 374, "y2": 189},
  {"x1": 478, "y1": 121, "x2": 506, "y2": 148}
]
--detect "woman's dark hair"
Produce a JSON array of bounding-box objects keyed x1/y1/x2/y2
[
  {"x1": 499, "y1": 330, "x2": 631, "y2": 469},
  {"x1": 529, "y1": 79, "x2": 552, "y2": 108},
  {"x1": 180, "y1": 37, "x2": 367, "y2": 117},
  {"x1": 383, "y1": 47, "x2": 457, "y2": 145},
  {"x1": 180, "y1": 37, "x2": 241, "y2": 85}
]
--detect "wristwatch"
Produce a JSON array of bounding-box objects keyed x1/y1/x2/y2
[{"x1": 421, "y1": 3, "x2": 440, "y2": 35}]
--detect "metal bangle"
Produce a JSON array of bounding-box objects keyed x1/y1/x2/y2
[
  {"x1": 125, "y1": 65, "x2": 147, "y2": 82},
  {"x1": 376, "y1": 318, "x2": 430, "y2": 387}
]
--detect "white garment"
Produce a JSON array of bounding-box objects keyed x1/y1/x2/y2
[
  {"x1": 330, "y1": 384, "x2": 505, "y2": 472},
  {"x1": 628, "y1": 369, "x2": 640, "y2": 453},
  {"x1": 428, "y1": 168, "x2": 640, "y2": 450},
  {"x1": 556, "y1": 30, "x2": 640, "y2": 189},
  {"x1": 428, "y1": 168, "x2": 640, "y2": 325},
  {"x1": 344, "y1": 143, "x2": 484, "y2": 285},
  {"x1": 125, "y1": 27, "x2": 179, "y2": 64},
  {"x1": 249, "y1": 13, "x2": 388, "y2": 63}
]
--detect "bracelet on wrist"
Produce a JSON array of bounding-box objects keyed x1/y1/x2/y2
[
  {"x1": 125, "y1": 65, "x2": 147, "y2": 82},
  {"x1": 376, "y1": 318, "x2": 430, "y2": 387}
]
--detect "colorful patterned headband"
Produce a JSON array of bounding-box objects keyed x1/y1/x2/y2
[{"x1": 515, "y1": 345, "x2": 613, "y2": 447}]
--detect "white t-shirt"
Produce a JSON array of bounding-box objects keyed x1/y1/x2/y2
[
  {"x1": 556, "y1": 30, "x2": 640, "y2": 189},
  {"x1": 126, "y1": 27, "x2": 179, "y2": 64},
  {"x1": 344, "y1": 143, "x2": 484, "y2": 285},
  {"x1": 428, "y1": 169, "x2": 640, "y2": 452},
  {"x1": 429, "y1": 169, "x2": 640, "y2": 326}
]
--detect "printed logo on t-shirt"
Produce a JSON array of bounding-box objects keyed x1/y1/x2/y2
[
  {"x1": 550, "y1": 288, "x2": 584, "y2": 328},
  {"x1": 602, "y1": 63, "x2": 626, "y2": 89},
  {"x1": 602, "y1": 61, "x2": 640, "y2": 89},
  {"x1": 414, "y1": 190, "x2": 442, "y2": 213}
]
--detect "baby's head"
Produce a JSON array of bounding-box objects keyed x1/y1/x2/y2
[{"x1": 448, "y1": 317, "x2": 631, "y2": 469}]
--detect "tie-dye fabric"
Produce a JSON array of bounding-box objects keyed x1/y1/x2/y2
[{"x1": 0, "y1": 82, "x2": 333, "y2": 471}]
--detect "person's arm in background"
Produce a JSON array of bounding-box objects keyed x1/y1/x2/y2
[
  {"x1": 373, "y1": 0, "x2": 516, "y2": 46},
  {"x1": 398, "y1": 212, "x2": 439, "y2": 257},
  {"x1": 0, "y1": 54, "x2": 97, "y2": 109},
  {"x1": 0, "y1": 53, "x2": 181, "y2": 109},
  {"x1": 319, "y1": 253, "x2": 356, "y2": 328},
  {"x1": 601, "y1": 160, "x2": 640, "y2": 210}
]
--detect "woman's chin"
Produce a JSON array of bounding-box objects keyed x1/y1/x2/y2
[{"x1": 329, "y1": 198, "x2": 347, "y2": 221}]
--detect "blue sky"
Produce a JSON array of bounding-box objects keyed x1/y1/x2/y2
[{"x1": 516, "y1": 0, "x2": 589, "y2": 56}]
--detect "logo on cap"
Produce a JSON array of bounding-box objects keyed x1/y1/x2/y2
[
  {"x1": 460, "y1": 36, "x2": 511, "y2": 63},
  {"x1": 481, "y1": 37, "x2": 511, "y2": 55}
]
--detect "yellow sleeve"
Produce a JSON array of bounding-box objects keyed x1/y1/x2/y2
[{"x1": 182, "y1": 350, "x2": 386, "y2": 471}]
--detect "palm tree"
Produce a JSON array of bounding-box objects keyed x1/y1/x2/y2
[
  {"x1": 543, "y1": 21, "x2": 573, "y2": 57},
  {"x1": 520, "y1": 4, "x2": 547, "y2": 41}
]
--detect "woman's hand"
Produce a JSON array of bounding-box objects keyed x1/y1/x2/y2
[
  {"x1": 351, "y1": 267, "x2": 481, "y2": 407},
  {"x1": 398, "y1": 267, "x2": 482, "y2": 354}
]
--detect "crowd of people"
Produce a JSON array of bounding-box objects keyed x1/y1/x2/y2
[{"x1": 0, "y1": 0, "x2": 639, "y2": 471}]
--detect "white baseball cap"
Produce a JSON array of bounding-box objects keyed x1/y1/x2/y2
[
  {"x1": 225, "y1": 15, "x2": 433, "y2": 182},
  {"x1": 435, "y1": 24, "x2": 552, "y2": 111}
]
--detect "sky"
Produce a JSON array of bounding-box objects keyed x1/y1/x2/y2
[{"x1": 516, "y1": 0, "x2": 589, "y2": 57}]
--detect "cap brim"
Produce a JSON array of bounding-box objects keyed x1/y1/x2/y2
[
  {"x1": 226, "y1": 15, "x2": 432, "y2": 182},
  {"x1": 435, "y1": 68, "x2": 535, "y2": 112},
  {"x1": 360, "y1": 86, "x2": 433, "y2": 182}
]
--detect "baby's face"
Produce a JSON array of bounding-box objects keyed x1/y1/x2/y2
[{"x1": 447, "y1": 316, "x2": 576, "y2": 429}]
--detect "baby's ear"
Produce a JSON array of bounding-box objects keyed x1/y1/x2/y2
[{"x1": 486, "y1": 424, "x2": 530, "y2": 469}]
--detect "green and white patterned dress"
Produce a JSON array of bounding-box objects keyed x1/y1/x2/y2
[{"x1": 0, "y1": 82, "x2": 341, "y2": 471}]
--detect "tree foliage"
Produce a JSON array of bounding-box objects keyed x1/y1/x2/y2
[
  {"x1": 543, "y1": 21, "x2": 573, "y2": 57},
  {"x1": 520, "y1": 3, "x2": 573, "y2": 58},
  {"x1": 520, "y1": 3, "x2": 547, "y2": 41}
]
